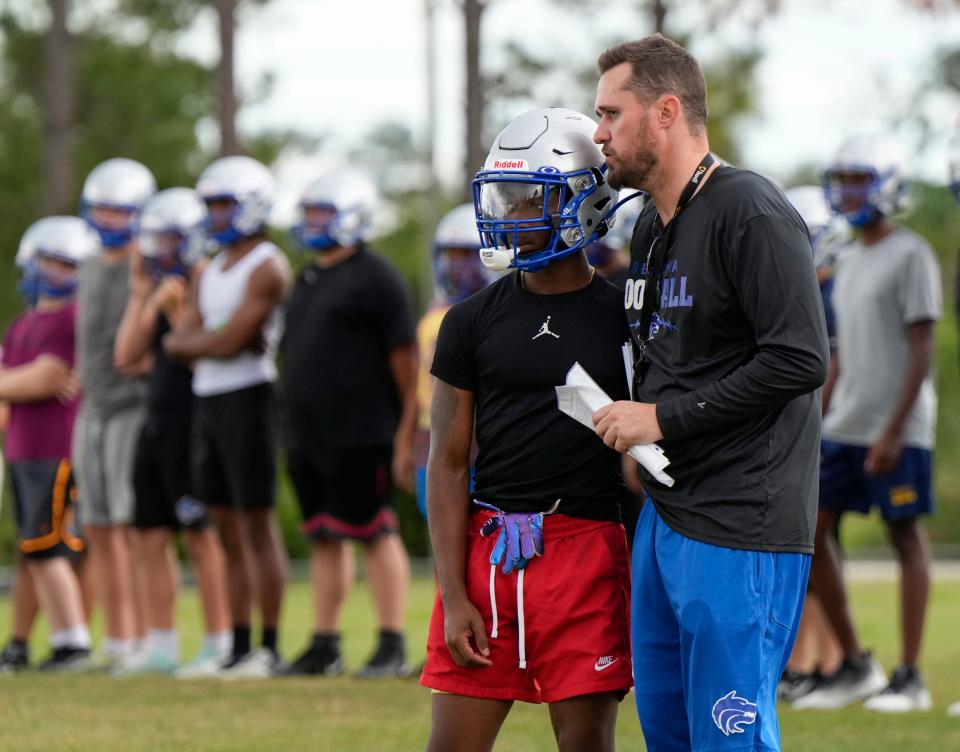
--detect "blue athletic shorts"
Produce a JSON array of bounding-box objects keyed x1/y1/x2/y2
[
  {"x1": 819, "y1": 440, "x2": 934, "y2": 522},
  {"x1": 632, "y1": 501, "x2": 809, "y2": 752}
]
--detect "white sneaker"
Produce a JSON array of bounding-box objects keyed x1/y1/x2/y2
[
  {"x1": 793, "y1": 653, "x2": 887, "y2": 710},
  {"x1": 863, "y1": 666, "x2": 932, "y2": 713},
  {"x1": 176, "y1": 644, "x2": 228, "y2": 680},
  {"x1": 948, "y1": 701, "x2": 960, "y2": 717},
  {"x1": 114, "y1": 649, "x2": 179, "y2": 677},
  {"x1": 217, "y1": 647, "x2": 280, "y2": 680}
]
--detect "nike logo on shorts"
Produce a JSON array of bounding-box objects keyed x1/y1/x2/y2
[{"x1": 594, "y1": 656, "x2": 619, "y2": 672}]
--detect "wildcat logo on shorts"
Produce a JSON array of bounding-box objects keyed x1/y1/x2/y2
[{"x1": 711, "y1": 691, "x2": 757, "y2": 736}]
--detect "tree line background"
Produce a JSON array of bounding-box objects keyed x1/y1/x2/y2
[{"x1": 1, "y1": 0, "x2": 960, "y2": 562}]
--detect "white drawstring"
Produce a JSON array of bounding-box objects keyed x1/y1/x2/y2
[
  {"x1": 488, "y1": 564, "x2": 499, "y2": 639},
  {"x1": 517, "y1": 568, "x2": 527, "y2": 669}
]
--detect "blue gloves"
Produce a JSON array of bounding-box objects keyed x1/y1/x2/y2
[{"x1": 475, "y1": 500, "x2": 559, "y2": 575}]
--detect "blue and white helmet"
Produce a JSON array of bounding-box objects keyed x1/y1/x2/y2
[
  {"x1": 823, "y1": 135, "x2": 908, "y2": 228},
  {"x1": 81, "y1": 158, "x2": 157, "y2": 248},
  {"x1": 949, "y1": 130, "x2": 960, "y2": 205},
  {"x1": 196, "y1": 156, "x2": 275, "y2": 245},
  {"x1": 785, "y1": 185, "x2": 851, "y2": 270},
  {"x1": 291, "y1": 168, "x2": 378, "y2": 250},
  {"x1": 17, "y1": 216, "x2": 99, "y2": 302},
  {"x1": 432, "y1": 203, "x2": 493, "y2": 304},
  {"x1": 472, "y1": 107, "x2": 618, "y2": 272},
  {"x1": 137, "y1": 188, "x2": 210, "y2": 279}
]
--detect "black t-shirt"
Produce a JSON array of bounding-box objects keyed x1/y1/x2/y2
[
  {"x1": 625, "y1": 166, "x2": 829, "y2": 553},
  {"x1": 280, "y1": 248, "x2": 415, "y2": 450},
  {"x1": 148, "y1": 314, "x2": 194, "y2": 422},
  {"x1": 431, "y1": 272, "x2": 630, "y2": 521}
]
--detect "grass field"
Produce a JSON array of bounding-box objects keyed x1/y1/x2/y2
[{"x1": 1, "y1": 576, "x2": 959, "y2": 751}]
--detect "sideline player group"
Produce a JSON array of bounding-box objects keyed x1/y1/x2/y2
[{"x1": 1, "y1": 32, "x2": 959, "y2": 751}]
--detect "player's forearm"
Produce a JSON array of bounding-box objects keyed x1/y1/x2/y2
[
  {"x1": 427, "y1": 459, "x2": 472, "y2": 604},
  {"x1": 165, "y1": 328, "x2": 242, "y2": 361},
  {"x1": 115, "y1": 294, "x2": 159, "y2": 369},
  {"x1": 0, "y1": 365, "x2": 62, "y2": 402},
  {"x1": 389, "y1": 344, "x2": 419, "y2": 446},
  {"x1": 882, "y1": 326, "x2": 935, "y2": 438},
  {"x1": 821, "y1": 354, "x2": 839, "y2": 416}
]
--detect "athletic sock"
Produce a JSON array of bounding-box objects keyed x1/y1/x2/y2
[
  {"x1": 50, "y1": 630, "x2": 70, "y2": 649},
  {"x1": 232, "y1": 625, "x2": 251, "y2": 657},
  {"x1": 66, "y1": 624, "x2": 92, "y2": 650},
  {"x1": 261, "y1": 627, "x2": 278, "y2": 654},
  {"x1": 205, "y1": 630, "x2": 233, "y2": 657},
  {"x1": 377, "y1": 629, "x2": 405, "y2": 654},
  {"x1": 147, "y1": 629, "x2": 179, "y2": 661}
]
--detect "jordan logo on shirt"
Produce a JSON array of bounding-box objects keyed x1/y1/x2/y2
[{"x1": 532, "y1": 315, "x2": 559, "y2": 340}]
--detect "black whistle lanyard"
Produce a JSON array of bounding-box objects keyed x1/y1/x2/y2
[{"x1": 635, "y1": 153, "x2": 715, "y2": 379}]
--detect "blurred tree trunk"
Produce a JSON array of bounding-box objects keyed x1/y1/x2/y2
[
  {"x1": 464, "y1": 0, "x2": 486, "y2": 198},
  {"x1": 214, "y1": 0, "x2": 241, "y2": 155},
  {"x1": 650, "y1": 0, "x2": 668, "y2": 34},
  {"x1": 42, "y1": 0, "x2": 74, "y2": 214}
]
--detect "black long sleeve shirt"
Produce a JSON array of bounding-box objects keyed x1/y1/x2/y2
[{"x1": 625, "y1": 166, "x2": 829, "y2": 553}]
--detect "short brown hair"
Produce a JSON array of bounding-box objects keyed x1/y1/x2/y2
[{"x1": 598, "y1": 34, "x2": 708, "y2": 130}]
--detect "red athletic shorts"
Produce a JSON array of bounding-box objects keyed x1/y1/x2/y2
[{"x1": 420, "y1": 511, "x2": 632, "y2": 704}]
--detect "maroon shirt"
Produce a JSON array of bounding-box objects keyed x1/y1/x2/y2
[{"x1": 2, "y1": 303, "x2": 78, "y2": 461}]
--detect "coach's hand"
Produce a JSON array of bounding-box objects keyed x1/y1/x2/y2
[
  {"x1": 443, "y1": 596, "x2": 492, "y2": 668},
  {"x1": 593, "y1": 401, "x2": 663, "y2": 452}
]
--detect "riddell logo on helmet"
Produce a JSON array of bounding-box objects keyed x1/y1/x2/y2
[{"x1": 493, "y1": 159, "x2": 528, "y2": 170}]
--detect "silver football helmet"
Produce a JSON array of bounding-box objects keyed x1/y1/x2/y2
[
  {"x1": 196, "y1": 156, "x2": 275, "y2": 245},
  {"x1": 785, "y1": 185, "x2": 851, "y2": 270},
  {"x1": 137, "y1": 188, "x2": 210, "y2": 277},
  {"x1": 472, "y1": 107, "x2": 618, "y2": 272},
  {"x1": 823, "y1": 135, "x2": 908, "y2": 227},
  {"x1": 292, "y1": 168, "x2": 379, "y2": 250},
  {"x1": 17, "y1": 216, "x2": 99, "y2": 302},
  {"x1": 81, "y1": 158, "x2": 157, "y2": 248}
]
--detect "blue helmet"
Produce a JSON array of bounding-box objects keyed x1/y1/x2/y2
[
  {"x1": 472, "y1": 107, "x2": 618, "y2": 273},
  {"x1": 785, "y1": 185, "x2": 851, "y2": 270},
  {"x1": 823, "y1": 135, "x2": 908, "y2": 228},
  {"x1": 196, "y1": 156, "x2": 275, "y2": 246},
  {"x1": 291, "y1": 168, "x2": 378, "y2": 251},
  {"x1": 137, "y1": 188, "x2": 210, "y2": 279},
  {"x1": 432, "y1": 203, "x2": 494, "y2": 303},
  {"x1": 17, "y1": 216, "x2": 99, "y2": 302},
  {"x1": 81, "y1": 158, "x2": 157, "y2": 248}
]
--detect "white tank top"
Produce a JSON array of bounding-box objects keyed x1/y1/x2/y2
[{"x1": 192, "y1": 241, "x2": 285, "y2": 397}]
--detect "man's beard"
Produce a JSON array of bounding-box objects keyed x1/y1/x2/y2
[
  {"x1": 606, "y1": 123, "x2": 657, "y2": 191},
  {"x1": 607, "y1": 148, "x2": 656, "y2": 191}
]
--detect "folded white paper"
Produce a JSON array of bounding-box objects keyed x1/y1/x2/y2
[{"x1": 556, "y1": 361, "x2": 674, "y2": 487}]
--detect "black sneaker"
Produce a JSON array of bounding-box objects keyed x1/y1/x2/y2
[
  {"x1": 38, "y1": 646, "x2": 93, "y2": 673},
  {"x1": 792, "y1": 652, "x2": 887, "y2": 710},
  {"x1": 777, "y1": 668, "x2": 818, "y2": 703},
  {"x1": 280, "y1": 645, "x2": 344, "y2": 677},
  {"x1": 0, "y1": 641, "x2": 29, "y2": 674},
  {"x1": 356, "y1": 644, "x2": 412, "y2": 679},
  {"x1": 864, "y1": 665, "x2": 933, "y2": 713}
]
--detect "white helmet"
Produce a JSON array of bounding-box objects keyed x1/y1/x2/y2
[
  {"x1": 196, "y1": 155, "x2": 274, "y2": 245},
  {"x1": 137, "y1": 188, "x2": 210, "y2": 277},
  {"x1": 473, "y1": 107, "x2": 618, "y2": 272},
  {"x1": 17, "y1": 216, "x2": 99, "y2": 303},
  {"x1": 823, "y1": 135, "x2": 908, "y2": 227},
  {"x1": 785, "y1": 185, "x2": 851, "y2": 270},
  {"x1": 81, "y1": 158, "x2": 157, "y2": 247},
  {"x1": 432, "y1": 203, "x2": 492, "y2": 304},
  {"x1": 949, "y1": 131, "x2": 960, "y2": 204},
  {"x1": 292, "y1": 168, "x2": 378, "y2": 250}
]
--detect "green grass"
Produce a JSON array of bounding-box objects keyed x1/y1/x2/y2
[{"x1": 1, "y1": 577, "x2": 959, "y2": 751}]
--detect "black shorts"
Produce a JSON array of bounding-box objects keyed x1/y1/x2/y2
[
  {"x1": 286, "y1": 444, "x2": 398, "y2": 542},
  {"x1": 133, "y1": 416, "x2": 210, "y2": 530},
  {"x1": 10, "y1": 459, "x2": 85, "y2": 560},
  {"x1": 193, "y1": 382, "x2": 278, "y2": 510}
]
